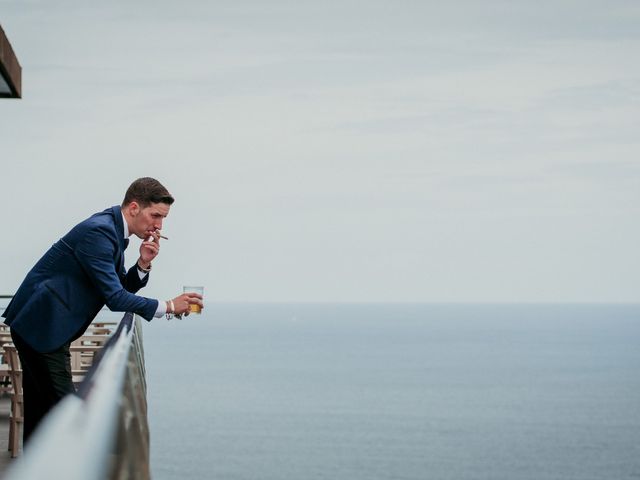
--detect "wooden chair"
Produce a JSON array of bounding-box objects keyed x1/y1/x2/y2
[
  {"x1": 70, "y1": 345, "x2": 104, "y2": 387},
  {"x1": 70, "y1": 332, "x2": 110, "y2": 385},
  {"x1": 4, "y1": 344, "x2": 23, "y2": 457},
  {"x1": 3, "y1": 334, "x2": 109, "y2": 455},
  {"x1": 86, "y1": 322, "x2": 117, "y2": 336},
  {"x1": 0, "y1": 328, "x2": 13, "y2": 397},
  {"x1": 0, "y1": 364, "x2": 11, "y2": 398},
  {"x1": 0, "y1": 324, "x2": 12, "y2": 360},
  {"x1": 1, "y1": 324, "x2": 112, "y2": 454}
]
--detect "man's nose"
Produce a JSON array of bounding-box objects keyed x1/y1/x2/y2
[{"x1": 155, "y1": 219, "x2": 163, "y2": 230}]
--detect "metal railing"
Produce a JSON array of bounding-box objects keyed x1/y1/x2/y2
[{"x1": 4, "y1": 312, "x2": 150, "y2": 480}]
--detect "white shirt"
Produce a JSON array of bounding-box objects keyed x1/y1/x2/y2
[{"x1": 122, "y1": 213, "x2": 166, "y2": 318}]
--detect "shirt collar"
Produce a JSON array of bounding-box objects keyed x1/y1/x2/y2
[{"x1": 122, "y1": 212, "x2": 130, "y2": 239}]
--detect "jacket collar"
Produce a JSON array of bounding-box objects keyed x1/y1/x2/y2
[{"x1": 110, "y1": 205, "x2": 127, "y2": 249}]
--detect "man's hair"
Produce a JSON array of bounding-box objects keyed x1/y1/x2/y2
[{"x1": 122, "y1": 177, "x2": 175, "y2": 207}]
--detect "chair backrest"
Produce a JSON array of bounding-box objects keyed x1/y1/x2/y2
[
  {"x1": 0, "y1": 326, "x2": 12, "y2": 364},
  {"x1": 4, "y1": 344, "x2": 22, "y2": 394},
  {"x1": 71, "y1": 329, "x2": 112, "y2": 374}
]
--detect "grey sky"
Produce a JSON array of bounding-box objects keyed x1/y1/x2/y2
[{"x1": 1, "y1": 1, "x2": 638, "y2": 302}]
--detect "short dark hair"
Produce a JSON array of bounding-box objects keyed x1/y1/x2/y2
[{"x1": 122, "y1": 177, "x2": 175, "y2": 207}]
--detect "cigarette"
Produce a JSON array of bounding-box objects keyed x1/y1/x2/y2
[{"x1": 155, "y1": 230, "x2": 169, "y2": 240}]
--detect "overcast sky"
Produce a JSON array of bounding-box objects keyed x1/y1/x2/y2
[{"x1": 1, "y1": 1, "x2": 638, "y2": 302}]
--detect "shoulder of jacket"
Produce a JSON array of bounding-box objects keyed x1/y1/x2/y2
[{"x1": 70, "y1": 212, "x2": 119, "y2": 247}]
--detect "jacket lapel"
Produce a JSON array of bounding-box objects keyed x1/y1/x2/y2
[{"x1": 111, "y1": 205, "x2": 128, "y2": 273}]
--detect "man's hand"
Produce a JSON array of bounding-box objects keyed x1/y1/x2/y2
[
  {"x1": 168, "y1": 293, "x2": 204, "y2": 316},
  {"x1": 139, "y1": 231, "x2": 161, "y2": 268}
]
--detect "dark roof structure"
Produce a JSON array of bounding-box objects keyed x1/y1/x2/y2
[{"x1": 0, "y1": 24, "x2": 21, "y2": 98}]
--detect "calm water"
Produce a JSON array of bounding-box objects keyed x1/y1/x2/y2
[{"x1": 141, "y1": 303, "x2": 640, "y2": 480}]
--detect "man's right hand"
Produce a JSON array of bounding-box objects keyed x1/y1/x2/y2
[{"x1": 168, "y1": 293, "x2": 204, "y2": 316}]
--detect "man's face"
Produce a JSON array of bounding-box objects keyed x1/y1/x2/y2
[{"x1": 129, "y1": 202, "x2": 171, "y2": 239}]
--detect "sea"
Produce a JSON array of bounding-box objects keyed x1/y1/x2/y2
[{"x1": 141, "y1": 303, "x2": 640, "y2": 480}]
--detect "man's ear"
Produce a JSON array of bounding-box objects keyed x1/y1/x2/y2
[{"x1": 129, "y1": 201, "x2": 140, "y2": 216}]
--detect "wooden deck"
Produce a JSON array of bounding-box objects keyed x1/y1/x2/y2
[{"x1": 0, "y1": 395, "x2": 18, "y2": 478}]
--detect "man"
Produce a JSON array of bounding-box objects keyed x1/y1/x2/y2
[{"x1": 2, "y1": 177, "x2": 203, "y2": 444}]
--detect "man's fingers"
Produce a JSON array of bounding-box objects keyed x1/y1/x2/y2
[
  {"x1": 184, "y1": 295, "x2": 204, "y2": 307},
  {"x1": 142, "y1": 241, "x2": 159, "y2": 253}
]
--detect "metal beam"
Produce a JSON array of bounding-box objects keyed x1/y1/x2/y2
[{"x1": 0, "y1": 24, "x2": 22, "y2": 99}]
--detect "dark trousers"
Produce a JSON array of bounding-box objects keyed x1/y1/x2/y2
[{"x1": 10, "y1": 330, "x2": 75, "y2": 445}]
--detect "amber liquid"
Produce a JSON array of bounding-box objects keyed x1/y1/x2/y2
[{"x1": 189, "y1": 303, "x2": 202, "y2": 314}]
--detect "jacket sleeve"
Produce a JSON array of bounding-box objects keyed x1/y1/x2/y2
[
  {"x1": 74, "y1": 228, "x2": 158, "y2": 320},
  {"x1": 122, "y1": 264, "x2": 149, "y2": 293}
]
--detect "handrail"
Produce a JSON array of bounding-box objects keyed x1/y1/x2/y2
[{"x1": 4, "y1": 312, "x2": 150, "y2": 480}]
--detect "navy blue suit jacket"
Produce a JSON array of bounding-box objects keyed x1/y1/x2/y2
[{"x1": 2, "y1": 205, "x2": 158, "y2": 353}]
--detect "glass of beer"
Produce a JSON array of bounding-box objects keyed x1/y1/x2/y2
[{"x1": 183, "y1": 286, "x2": 204, "y2": 314}]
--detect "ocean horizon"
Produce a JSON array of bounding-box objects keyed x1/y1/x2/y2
[{"x1": 141, "y1": 302, "x2": 640, "y2": 480}]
